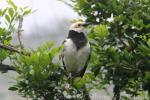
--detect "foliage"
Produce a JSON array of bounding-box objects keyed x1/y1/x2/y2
[
  {"x1": 9, "y1": 42, "x2": 95, "y2": 100},
  {"x1": 0, "y1": 0, "x2": 31, "y2": 63},
  {"x1": 72, "y1": 0, "x2": 150, "y2": 99}
]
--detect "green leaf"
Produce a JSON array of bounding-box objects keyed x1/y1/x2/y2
[
  {"x1": 8, "y1": 86, "x2": 18, "y2": 91},
  {"x1": 145, "y1": 72, "x2": 150, "y2": 80},
  {"x1": 2, "y1": 8, "x2": 8, "y2": 16},
  {"x1": 93, "y1": 25, "x2": 108, "y2": 39},
  {"x1": 8, "y1": 8, "x2": 14, "y2": 17},
  {"x1": 23, "y1": 9, "x2": 32, "y2": 16},
  {"x1": 5, "y1": 14, "x2": 11, "y2": 23},
  {"x1": 38, "y1": 42, "x2": 55, "y2": 51},
  {"x1": 73, "y1": 73, "x2": 94, "y2": 89},
  {"x1": 39, "y1": 52, "x2": 50, "y2": 67},
  {"x1": 50, "y1": 46, "x2": 63, "y2": 58},
  {"x1": 147, "y1": 39, "x2": 150, "y2": 47},
  {"x1": 0, "y1": 10, "x2": 2, "y2": 16},
  {"x1": 73, "y1": 78, "x2": 85, "y2": 89},
  {"x1": 6, "y1": 0, "x2": 17, "y2": 10},
  {"x1": 138, "y1": 44, "x2": 150, "y2": 55}
]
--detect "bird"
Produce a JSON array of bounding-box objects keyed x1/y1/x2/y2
[{"x1": 60, "y1": 21, "x2": 91, "y2": 77}]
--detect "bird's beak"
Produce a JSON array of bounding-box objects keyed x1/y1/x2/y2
[
  {"x1": 82, "y1": 22, "x2": 92, "y2": 27},
  {"x1": 82, "y1": 22, "x2": 99, "y2": 27}
]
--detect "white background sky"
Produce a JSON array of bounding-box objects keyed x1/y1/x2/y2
[
  {"x1": 1, "y1": 0, "x2": 80, "y2": 48},
  {"x1": 0, "y1": 0, "x2": 79, "y2": 35}
]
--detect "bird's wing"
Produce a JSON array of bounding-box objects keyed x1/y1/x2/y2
[
  {"x1": 76, "y1": 43, "x2": 91, "y2": 77},
  {"x1": 61, "y1": 51, "x2": 66, "y2": 71},
  {"x1": 79, "y1": 49, "x2": 91, "y2": 77},
  {"x1": 59, "y1": 39, "x2": 67, "y2": 73}
]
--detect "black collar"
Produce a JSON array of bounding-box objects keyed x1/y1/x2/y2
[{"x1": 68, "y1": 30, "x2": 87, "y2": 50}]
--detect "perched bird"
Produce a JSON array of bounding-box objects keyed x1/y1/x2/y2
[{"x1": 60, "y1": 22, "x2": 91, "y2": 77}]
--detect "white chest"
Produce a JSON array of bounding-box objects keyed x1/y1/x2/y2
[{"x1": 63, "y1": 39, "x2": 90, "y2": 73}]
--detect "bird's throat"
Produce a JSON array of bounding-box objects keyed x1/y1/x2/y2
[{"x1": 68, "y1": 30, "x2": 87, "y2": 50}]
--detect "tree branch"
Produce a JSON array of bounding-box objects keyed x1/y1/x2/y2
[
  {"x1": 0, "y1": 64, "x2": 15, "y2": 73},
  {"x1": 17, "y1": 16, "x2": 23, "y2": 48},
  {"x1": 0, "y1": 43, "x2": 29, "y2": 55},
  {"x1": 0, "y1": 43, "x2": 21, "y2": 53}
]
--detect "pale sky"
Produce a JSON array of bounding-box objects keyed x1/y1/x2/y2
[
  {"x1": 1, "y1": 0, "x2": 80, "y2": 47},
  {"x1": 0, "y1": 0, "x2": 79, "y2": 35}
]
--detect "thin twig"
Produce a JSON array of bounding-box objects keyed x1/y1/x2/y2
[
  {"x1": 0, "y1": 43, "x2": 29, "y2": 55},
  {"x1": 0, "y1": 43, "x2": 21, "y2": 53},
  {"x1": 17, "y1": 16, "x2": 23, "y2": 48}
]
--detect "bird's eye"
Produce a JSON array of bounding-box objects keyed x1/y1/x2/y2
[{"x1": 75, "y1": 24, "x2": 81, "y2": 28}]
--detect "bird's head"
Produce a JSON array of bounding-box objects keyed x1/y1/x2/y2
[{"x1": 69, "y1": 22, "x2": 90, "y2": 33}]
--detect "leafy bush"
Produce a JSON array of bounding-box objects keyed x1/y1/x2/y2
[
  {"x1": 9, "y1": 42, "x2": 95, "y2": 100},
  {"x1": 0, "y1": 0, "x2": 31, "y2": 71}
]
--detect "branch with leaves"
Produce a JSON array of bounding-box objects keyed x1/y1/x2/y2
[
  {"x1": 0, "y1": 43, "x2": 22, "y2": 54},
  {"x1": 0, "y1": 43, "x2": 30, "y2": 56}
]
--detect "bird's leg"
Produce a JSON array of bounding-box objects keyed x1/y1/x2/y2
[{"x1": 68, "y1": 73, "x2": 73, "y2": 85}]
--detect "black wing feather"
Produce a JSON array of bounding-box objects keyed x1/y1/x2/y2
[
  {"x1": 60, "y1": 40, "x2": 68, "y2": 76},
  {"x1": 78, "y1": 44, "x2": 91, "y2": 77}
]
